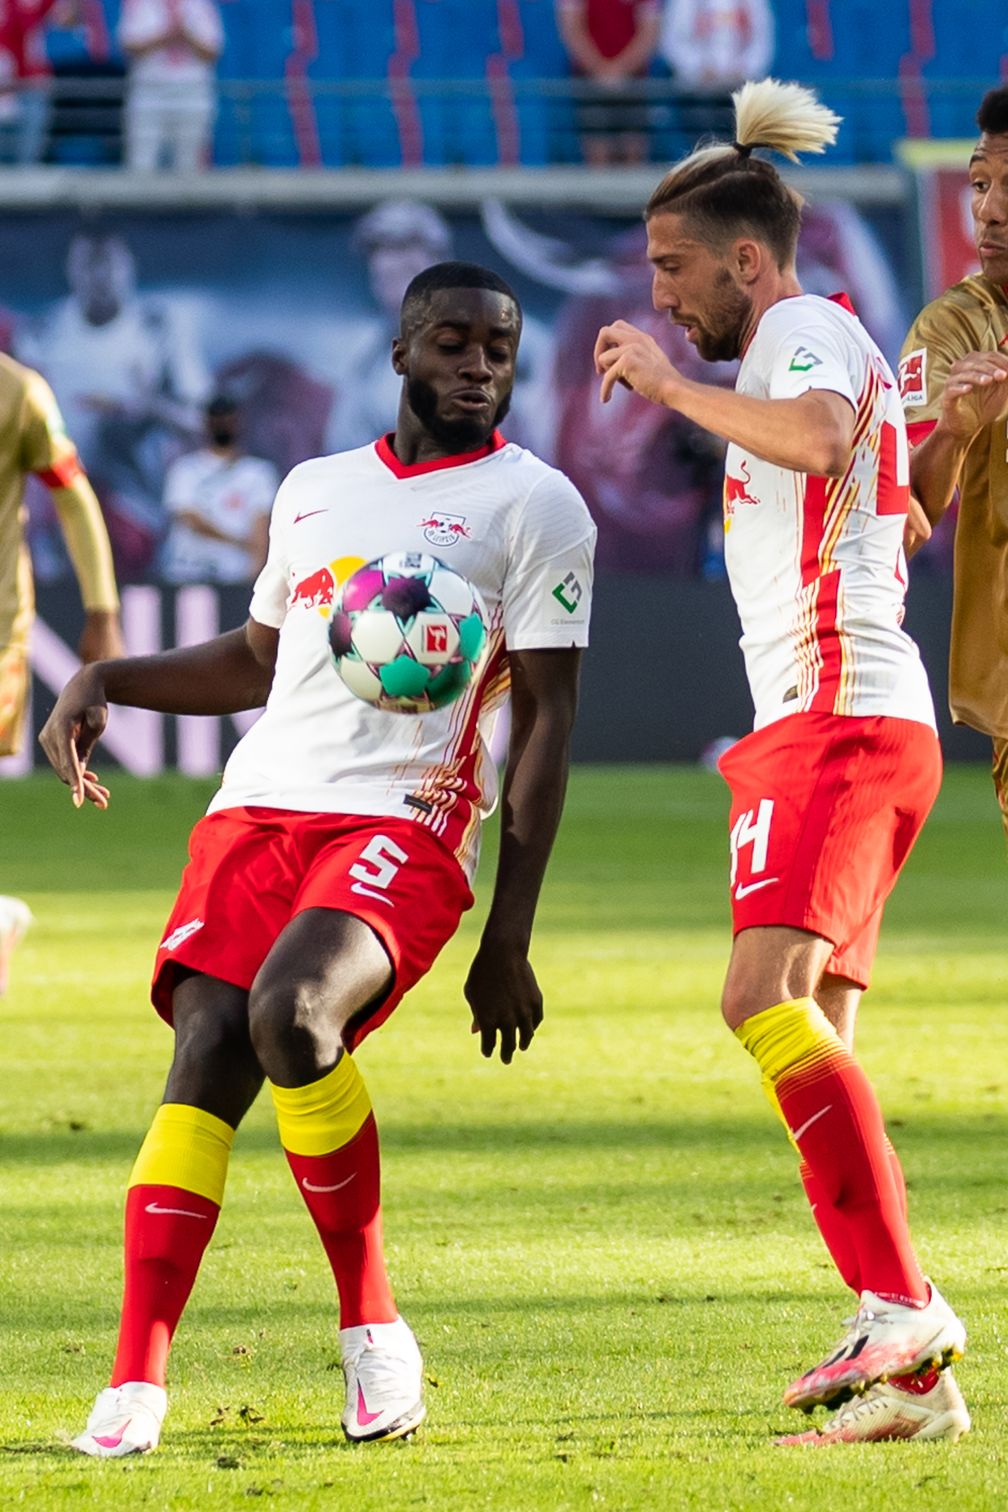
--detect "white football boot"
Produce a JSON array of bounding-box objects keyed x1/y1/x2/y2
[
  {"x1": 70, "y1": 1382, "x2": 167, "y2": 1457},
  {"x1": 784, "y1": 1280, "x2": 966, "y2": 1411},
  {"x1": 776, "y1": 1368, "x2": 971, "y2": 1445},
  {"x1": 340, "y1": 1316, "x2": 426, "y2": 1442},
  {"x1": 0, "y1": 896, "x2": 32, "y2": 997}
]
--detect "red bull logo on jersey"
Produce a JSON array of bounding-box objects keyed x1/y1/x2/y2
[
  {"x1": 289, "y1": 565, "x2": 335, "y2": 610},
  {"x1": 418, "y1": 511, "x2": 472, "y2": 547},
  {"x1": 723, "y1": 460, "x2": 760, "y2": 531}
]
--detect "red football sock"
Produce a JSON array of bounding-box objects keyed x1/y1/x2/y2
[
  {"x1": 798, "y1": 1138, "x2": 908, "y2": 1295},
  {"x1": 284, "y1": 1113, "x2": 397, "y2": 1328},
  {"x1": 111, "y1": 1184, "x2": 220, "y2": 1387},
  {"x1": 273, "y1": 1058, "x2": 398, "y2": 1330},
  {"x1": 739, "y1": 1000, "x2": 927, "y2": 1308}
]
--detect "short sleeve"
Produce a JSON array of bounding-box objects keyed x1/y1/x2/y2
[
  {"x1": 248, "y1": 470, "x2": 295, "y2": 628},
  {"x1": 503, "y1": 471, "x2": 596, "y2": 650},
  {"x1": 19, "y1": 369, "x2": 84, "y2": 486},
  {"x1": 897, "y1": 301, "x2": 971, "y2": 427},
  {"x1": 763, "y1": 310, "x2": 858, "y2": 408}
]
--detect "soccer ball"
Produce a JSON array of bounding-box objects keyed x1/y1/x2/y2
[{"x1": 328, "y1": 552, "x2": 488, "y2": 713}]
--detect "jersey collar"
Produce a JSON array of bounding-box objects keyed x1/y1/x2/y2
[{"x1": 374, "y1": 431, "x2": 505, "y2": 479}]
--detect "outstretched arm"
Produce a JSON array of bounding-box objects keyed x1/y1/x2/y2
[
  {"x1": 464, "y1": 647, "x2": 582, "y2": 1064},
  {"x1": 38, "y1": 618, "x2": 279, "y2": 808},
  {"x1": 594, "y1": 319, "x2": 855, "y2": 476}
]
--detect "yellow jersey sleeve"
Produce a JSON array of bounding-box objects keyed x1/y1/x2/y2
[{"x1": 20, "y1": 370, "x2": 120, "y2": 613}]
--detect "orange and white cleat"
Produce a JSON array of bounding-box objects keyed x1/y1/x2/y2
[
  {"x1": 776, "y1": 1368, "x2": 970, "y2": 1445},
  {"x1": 784, "y1": 1281, "x2": 966, "y2": 1412}
]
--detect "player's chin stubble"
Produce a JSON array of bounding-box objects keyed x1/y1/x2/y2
[
  {"x1": 407, "y1": 375, "x2": 512, "y2": 452},
  {"x1": 694, "y1": 271, "x2": 754, "y2": 363}
]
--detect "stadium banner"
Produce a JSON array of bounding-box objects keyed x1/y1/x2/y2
[
  {"x1": 0, "y1": 199, "x2": 915, "y2": 585},
  {"x1": 0, "y1": 577, "x2": 987, "y2": 780},
  {"x1": 897, "y1": 140, "x2": 977, "y2": 300}
]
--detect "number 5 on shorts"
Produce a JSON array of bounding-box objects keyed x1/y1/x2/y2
[
  {"x1": 729, "y1": 798, "x2": 774, "y2": 888},
  {"x1": 349, "y1": 834, "x2": 409, "y2": 906}
]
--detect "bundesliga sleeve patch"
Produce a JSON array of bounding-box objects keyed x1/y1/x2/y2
[{"x1": 898, "y1": 348, "x2": 928, "y2": 407}]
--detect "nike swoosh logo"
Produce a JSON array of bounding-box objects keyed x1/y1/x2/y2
[
  {"x1": 734, "y1": 876, "x2": 780, "y2": 900},
  {"x1": 350, "y1": 882, "x2": 395, "y2": 907},
  {"x1": 356, "y1": 1383, "x2": 383, "y2": 1427},
  {"x1": 301, "y1": 1172, "x2": 356, "y2": 1194},
  {"x1": 790, "y1": 1104, "x2": 833, "y2": 1143},
  {"x1": 294, "y1": 509, "x2": 328, "y2": 524},
  {"x1": 93, "y1": 1422, "x2": 129, "y2": 1449},
  {"x1": 145, "y1": 1201, "x2": 209, "y2": 1219}
]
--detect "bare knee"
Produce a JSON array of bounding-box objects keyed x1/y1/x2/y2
[
  {"x1": 166, "y1": 974, "x2": 263, "y2": 1126},
  {"x1": 721, "y1": 927, "x2": 836, "y2": 1032},
  {"x1": 248, "y1": 971, "x2": 345, "y2": 1085}
]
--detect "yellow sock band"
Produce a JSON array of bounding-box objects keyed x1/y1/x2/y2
[
  {"x1": 270, "y1": 1055, "x2": 372, "y2": 1157},
  {"x1": 128, "y1": 1103, "x2": 234, "y2": 1205},
  {"x1": 735, "y1": 997, "x2": 841, "y2": 1085}
]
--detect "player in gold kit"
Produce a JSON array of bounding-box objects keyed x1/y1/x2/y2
[
  {"x1": 0, "y1": 352, "x2": 122, "y2": 992},
  {"x1": 899, "y1": 85, "x2": 1008, "y2": 830}
]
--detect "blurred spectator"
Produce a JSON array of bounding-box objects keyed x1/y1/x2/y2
[
  {"x1": 328, "y1": 199, "x2": 453, "y2": 451},
  {"x1": 556, "y1": 0, "x2": 662, "y2": 166},
  {"x1": 45, "y1": 0, "x2": 126, "y2": 166},
  {"x1": 117, "y1": 0, "x2": 222, "y2": 170},
  {"x1": 0, "y1": 0, "x2": 59, "y2": 164},
  {"x1": 19, "y1": 230, "x2": 211, "y2": 577},
  {"x1": 659, "y1": 0, "x2": 774, "y2": 142},
  {"x1": 161, "y1": 393, "x2": 277, "y2": 583}
]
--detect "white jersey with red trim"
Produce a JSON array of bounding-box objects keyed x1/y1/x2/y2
[
  {"x1": 207, "y1": 433, "x2": 596, "y2": 881},
  {"x1": 722, "y1": 294, "x2": 934, "y2": 732}
]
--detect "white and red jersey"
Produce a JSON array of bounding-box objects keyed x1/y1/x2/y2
[
  {"x1": 722, "y1": 293, "x2": 934, "y2": 732},
  {"x1": 208, "y1": 432, "x2": 596, "y2": 882}
]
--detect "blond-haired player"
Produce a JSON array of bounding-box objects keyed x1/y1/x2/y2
[
  {"x1": 899, "y1": 85, "x2": 1008, "y2": 835},
  {"x1": 594, "y1": 79, "x2": 969, "y2": 1444},
  {"x1": 0, "y1": 352, "x2": 122, "y2": 994}
]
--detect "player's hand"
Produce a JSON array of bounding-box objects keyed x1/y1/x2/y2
[
  {"x1": 594, "y1": 320, "x2": 681, "y2": 407},
  {"x1": 38, "y1": 667, "x2": 111, "y2": 810},
  {"x1": 464, "y1": 942, "x2": 544, "y2": 1065},
  {"x1": 940, "y1": 350, "x2": 1008, "y2": 438},
  {"x1": 78, "y1": 609, "x2": 125, "y2": 666}
]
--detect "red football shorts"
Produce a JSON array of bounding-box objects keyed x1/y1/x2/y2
[
  {"x1": 152, "y1": 807, "x2": 474, "y2": 1050},
  {"x1": 718, "y1": 712, "x2": 942, "y2": 988}
]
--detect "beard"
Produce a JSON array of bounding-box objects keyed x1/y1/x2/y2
[
  {"x1": 692, "y1": 270, "x2": 754, "y2": 363},
  {"x1": 406, "y1": 375, "x2": 512, "y2": 452}
]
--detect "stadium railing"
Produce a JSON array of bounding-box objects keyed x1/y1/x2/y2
[{"x1": 0, "y1": 75, "x2": 992, "y2": 172}]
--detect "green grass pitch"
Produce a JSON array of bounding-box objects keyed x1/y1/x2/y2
[{"x1": 1, "y1": 765, "x2": 1006, "y2": 1511}]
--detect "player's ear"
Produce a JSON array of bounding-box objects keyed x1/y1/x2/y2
[
  {"x1": 734, "y1": 238, "x2": 763, "y2": 284},
  {"x1": 391, "y1": 337, "x2": 408, "y2": 376}
]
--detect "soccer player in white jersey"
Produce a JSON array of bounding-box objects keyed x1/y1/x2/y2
[
  {"x1": 593, "y1": 80, "x2": 969, "y2": 1445},
  {"x1": 39, "y1": 262, "x2": 596, "y2": 1458}
]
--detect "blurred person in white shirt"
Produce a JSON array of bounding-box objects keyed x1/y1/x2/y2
[
  {"x1": 660, "y1": 0, "x2": 774, "y2": 139},
  {"x1": 117, "y1": 0, "x2": 222, "y2": 170},
  {"x1": 161, "y1": 394, "x2": 278, "y2": 584}
]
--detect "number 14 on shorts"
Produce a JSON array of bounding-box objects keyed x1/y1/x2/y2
[{"x1": 729, "y1": 799, "x2": 779, "y2": 899}]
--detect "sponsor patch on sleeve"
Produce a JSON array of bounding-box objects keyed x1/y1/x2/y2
[{"x1": 898, "y1": 348, "x2": 927, "y2": 407}]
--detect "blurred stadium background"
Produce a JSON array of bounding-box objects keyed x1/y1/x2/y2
[{"x1": 0, "y1": 0, "x2": 1002, "y2": 773}]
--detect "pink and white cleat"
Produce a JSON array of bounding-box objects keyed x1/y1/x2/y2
[
  {"x1": 776, "y1": 1368, "x2": 970, "y2": 1445},
  {"x1": 70, "y1": 1381, "x2": 167, "y2": 1457},
  {"x1": 340, "y1": 1316, "x2": 426, "y2": 1442},
  {"x1": 784, "y1": 1281, "x2": 966, "y2": 1412}
]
